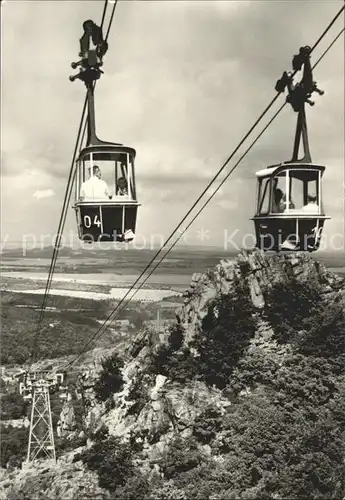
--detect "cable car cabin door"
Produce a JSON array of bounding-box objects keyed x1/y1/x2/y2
[{"x1": 76, "y1": 202, "x2": 138, "y2": 242}]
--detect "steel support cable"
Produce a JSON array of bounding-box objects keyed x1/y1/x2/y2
[
  {"x1": 32, "y1": 98, "x2": 88, "y2": 361},
  {"x1": 313, "y1": 26, "x2": 344, "y2": 67},
  {"x1": 63, "y1": 20, "x2": 345, "y2": 369},
  {"x1": 38, "y1": 0, "x2": 112, "y2": 303},
  {"x1": 51, "y1": 0, "x2": 118, "y2": 268},
  {"x1": 101, "y1": 0, "x2": 109, "y2": 29},
  {"x1": 309, "y1": 5, "x2": 344, "y2": 52},
  {"x1": 64, "y1": 98, "x2": 285, "y2": 365},
  {"x1": 117, "y1": 25, "x2": 345, "y2": 307},
  {"x1": 32, "y1": 0, "x2": 113, "y2": 360},
  {"x1": 39, "y1": 0, "x2": 118, "y2": 310},
  {"x1": 105, "y1": 0, "x2": 118, "y2": 41},
  {"x1": 33, "y1": 0, "x2": 119, "y2": 361}
]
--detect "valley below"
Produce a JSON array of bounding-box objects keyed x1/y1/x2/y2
[{"x1": 0, "y1": 246, "x2": 344, "y2": 499}]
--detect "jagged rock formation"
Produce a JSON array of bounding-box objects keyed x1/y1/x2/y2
[
  {"x1": 1, "y1": 249, "x2": 344, "y2": 499},
  {"x1": 0, "y1": 459, "x2": 108, "y2": 499},
  {"x1": 83, "y1": 250, "x2": 345, "y2": 457},
  {"x1": 179, "y1": 249, "x2": 344, "y2": 344},
  {"x1": 57, "y1": 398, "x2": 77, "y2": 438}
]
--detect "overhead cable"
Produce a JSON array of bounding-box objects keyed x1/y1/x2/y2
[{"x1": 64, "y1": 12, "x2": 345, "y2": 367}]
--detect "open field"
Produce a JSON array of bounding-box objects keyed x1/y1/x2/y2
[
  {"x1": 0, "y1": 245, "x2": 236, "y2": 274},
  {"x1": 1, "y1": 247, "x2": 344, "y2": 301},
  {"x1": 6, "y1": 287, "x2": 181, "y2": 302},
  {"x1": 1, "y1": 245, "x2": 343, "y2": 278},
  {"x1": 1, "y1": 271, "x2": 193, "y2": 288}
]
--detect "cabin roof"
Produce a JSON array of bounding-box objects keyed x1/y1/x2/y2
[
  {"x1": 77, "y1": 144, "x2": 136, "y2": 162},
  {"x1": 255, "y1": 162, "x2": 326, "y2": 178}
]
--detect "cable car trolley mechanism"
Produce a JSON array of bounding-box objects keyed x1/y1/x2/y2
[
  {"x1": 70, "y1": 20, "x2": 140, "y2": 243},
  {"x1": 252, "y1": 46, "x2": 330, "y2": 252}
]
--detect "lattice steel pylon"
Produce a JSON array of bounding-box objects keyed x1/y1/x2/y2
[{"x1": 26, "y1": 379, "x2": 56, "y2": 463}]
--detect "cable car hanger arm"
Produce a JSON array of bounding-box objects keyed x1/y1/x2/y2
[{"x1": 275, "y1": 46, "x2": 325, "y2": 163}]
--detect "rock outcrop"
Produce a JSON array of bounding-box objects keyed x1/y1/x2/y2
[
  {"x1": 1, "y1": 249, "x2": 344, "y2": 499},
  {"x1": 0, "y1": 460, "x2": 108, "y2": 499},
  {"x1": 56, "y1": 250, "x2": 344, "y2": 450},
  {"x1": 57, "y1": 397, "x2": 77, "y2": 438},
  {"x1": 178, "y1": 249, "x2": 343, "y2": 345},
  {"x1": 85, "y1": 250, "x2": 344, "y2": 458}
]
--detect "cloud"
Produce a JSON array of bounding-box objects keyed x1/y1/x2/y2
[
  {"x1": 216, "y1": 199, "x2": 237, "y2": 211},
  {"x1": 33, "y1": 189, "x2": 55, "y2": 200},
  {"x1": 1, "y1": 0, "x2": 344, "y2": 245}
]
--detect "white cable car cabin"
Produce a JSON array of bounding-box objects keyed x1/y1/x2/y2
[
  {"x1": 252, "y1": 45, "x2": 330, "y2": 252},
  {"x1": 74, "y1": 144, "x2": 139, "y2": 242},
  {"x1": 69, "y1": 22, "x2": 140, "y2": 243},
  {"x1": 253, "y1": 163, "x2": 329, "y2": 251}
]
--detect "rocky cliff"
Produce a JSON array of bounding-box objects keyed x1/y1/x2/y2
[
  {"x1": 179, "y1": 249, "x2": 343, "y2": 337},
  {"x1": 2, "y1": 249, "x2": 345, "y2": 499},
  {"x1": 97, "y1": 250, "x2": 344, "y2": 447}
]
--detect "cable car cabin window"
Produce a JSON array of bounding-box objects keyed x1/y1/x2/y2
[
  {"x1": 289, "y1": 175, "x2": 303, "y2": 211},
  {"x1": 258, "y1": 178, "x2": 271, "y2": 215},
  {"x1": 305, "y1": 177, "x2": 320, "y2": 213},
  {"x1": 287, "y1": 170, "x2": 320, "y2": 214},
  {"x1": 77, "y1": 152, "x2": 136, "y2": 202},
  {"x1": 271, "y1": 175, "x2": 286, "y2": 213},
  {"x1": 114, "y1": 155, "x2": 129, "y2": 198},
  {"x1": 80, "y1": 159, "x2": 114, "y2": 201}
]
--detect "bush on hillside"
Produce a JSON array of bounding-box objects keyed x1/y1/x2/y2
[
  {"x1": 192, "y1": 406, "x2": 223, "y2": 444},
  {"x1": 263, "y1": 279, "x2": 345, "y2": 360},
  {"x1": 150, "y1": 323, "x2": 198, "y2": 383},
  {"x1": 160, "y1": 436, "x2": 204, "y2": 480},
  {"x1": 94, "y1": 352, "x2": 124, "y2": 402},
  {"x1": 212, "y1": 393, "x2": 345, "y2": 498},
  {"x1": 263, "y1": 280, "x2": 321, "y2": 344},
  {"x1": 151, "y1": 286, "x2": 256, "y2": 390},
  {"x1": 77, "y1": 428, "x2": 136, "y2": 493},
  {"x1": 192, "y1": 286, "x2": 257, "y2": 389},
  {"x1": 0, "y1": 391, "x2": 28, "y2": 420},
  {"x1": 0, "y1": 425, "x2": 29, "y2": 468},
  {"x1": 297, "y1": 300, "x2": 345, "y2": 358}
]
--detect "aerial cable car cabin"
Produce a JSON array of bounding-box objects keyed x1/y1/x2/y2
[
  {"x1": 252, "y1": 46, "x2": 330, "y2": 252},
  {"x1": 69, "y1": 20, "x2": 139, "y2": 243}
]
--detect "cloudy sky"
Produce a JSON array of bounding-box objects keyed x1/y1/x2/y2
[{"x1": 1, "y1": 0, "x2": 344, "y2": 251}]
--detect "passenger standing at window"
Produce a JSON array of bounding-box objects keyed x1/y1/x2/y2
[
  {"x1": 272, "y1": 178, "x2": 295, "y2": 212},
  {"x1": 280, "y1": 193, "x2": 295, "y2": 211},
  {"x1": 272, "y1": 178, "x2": 284, "y2": 212},
  {"x1": 80, "y1": 165, "x2": 111, "y2": 201},
  {"x1": 117, "y1": 177, "x2": 128, "y2": 196},
  {"x1": 302, "y1": 194, "x2": 319, "y2": 212}
]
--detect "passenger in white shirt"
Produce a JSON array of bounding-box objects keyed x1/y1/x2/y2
[
  {"x1": 80, "y1": 165, "x2": 111, "y2": 201},
  {"x1": 301, "y1": 194, "x2": 319, "y2": 213}
]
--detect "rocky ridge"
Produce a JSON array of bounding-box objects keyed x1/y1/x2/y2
[
  {"x1": 77, "y1": 250, "x2": 344, "y2": 456},
  {"x1": 1, "y1": 249, "x2": 344, "y2": 499}
]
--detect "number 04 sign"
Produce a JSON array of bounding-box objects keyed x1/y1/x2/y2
[{"x1": 84, "y1": 214, "x2": 102, "y2": 228}]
